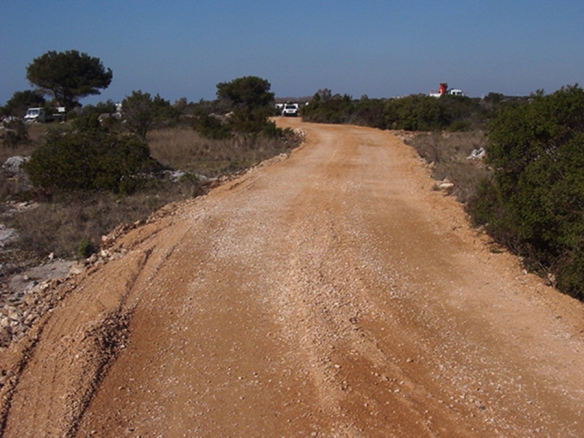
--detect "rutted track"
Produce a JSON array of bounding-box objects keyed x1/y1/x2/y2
[{"x1": 1, "y1": 119, "x2": 583, "y2": 437}]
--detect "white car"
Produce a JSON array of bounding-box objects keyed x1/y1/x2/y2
[
  {"x1": 281, "y1": 103, "x2": 299, "y2": 117},
  {"x1": 24, "y1": 107, "x2": 46, "y2": 123}
]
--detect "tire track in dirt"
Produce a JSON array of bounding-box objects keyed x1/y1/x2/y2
[{"x1": 0, "y1": 248, "x2": 150, "y2": 436}]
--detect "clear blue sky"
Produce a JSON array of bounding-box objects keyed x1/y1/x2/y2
[{"x1": 1, "y1": 0, "x2": 583, "y2": 106}]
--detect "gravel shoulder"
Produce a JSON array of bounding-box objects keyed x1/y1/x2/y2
[{"x1": 1, "y1": 119, "x2": 583, "y2": 437}]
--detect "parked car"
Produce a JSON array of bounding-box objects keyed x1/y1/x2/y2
[
  {"x1": 23, "y1": 107, "x2": 66, "y2": 123},
  {"x1": 281, "y1": 103, "x2": 299, "y2": 117},
  {"x1": 24, "y1": 107, "x2": 47, "y2": 123}
]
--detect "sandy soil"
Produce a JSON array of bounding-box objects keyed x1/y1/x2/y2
[{"x1": 0, "y1": 119, "x2": 583, "y2": 437}]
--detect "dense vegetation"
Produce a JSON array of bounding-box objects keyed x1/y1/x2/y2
[
  {"x1": 468, "y1": 85, "x2": 584, "y2": 300},
  {"x1": 26, "y1": 116, "x2": 161, "y2": 194},
  {"x1": 300, "y1": 89, "x2": 510, "y2": 132}
]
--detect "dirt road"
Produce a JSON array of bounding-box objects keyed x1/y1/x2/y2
[{"x1": 1, "y1": 119, "x2": 583, "y2": 437}]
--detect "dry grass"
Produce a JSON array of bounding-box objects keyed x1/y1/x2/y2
[
  {"x1": 405, "y1": 131, "x2": 491, "y2": 203},
  {"x1": 8, "y1": 183, "x2": 199, "y2": 260},
  {"x1": 148, "y1": 127, "x2": 299, "y2": 176}
]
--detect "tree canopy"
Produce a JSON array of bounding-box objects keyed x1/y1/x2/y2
[
  {"x1": 213, "y1": 76, "x2": 275, "y2": 134},
  {"x1": 26, "y1": 50, "x2": 112, "y2": 110},
  {"x1": 216, "y1": 76, "x2": 274, "y2": 109}
]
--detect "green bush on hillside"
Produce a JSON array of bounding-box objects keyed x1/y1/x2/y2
[
  {"x1": 25, "y1": 116, "x2": 161, "y2": 194},
  {"x1": 468, "y1": 85, "x2": 584, "y2": 300},
  {"x1": 352, "y1": 97, "x2": 386, "y2": 129},
  {"x1": 384, "y1": 94, "x2": 451, "y2": 131},
  {"x1": 301, "y1": 93, "x2": 355, "y2": 124},
  {"x1": 193, "y1": 113, "x2": 232, "y2": 139},
  {"x1": 227, "y1": 106, "x2": 274, "y2": 134}
]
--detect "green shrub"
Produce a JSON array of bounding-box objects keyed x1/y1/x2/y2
[
  {"x1": 261, "y1": 121, "x2": 294, "y2": 138},
  {"x1": 352, "y1": 98, "x2": 386, "y2": 129},
  {"x1": 77, "y1": 237, "x2": 97, "y2": 259},
  {"x1": 468, "y1": 85, "x2": 584, "y2": 300},
  {"x1": 193, "y1": 113, "x2": 232, "y2": 139},
  {"x1": 301, "y1": 93, "x2": 355, "y2": 124},
  {"x1": 384, "y1": 94, "x2": 451, "y2": 131},
  {"x1": 440, "y1": 95, "x2": 486, "y2": 130},
  {"x1": 25, "y1": 118, "x2": 161, "y2": 194},
  {"x1": 227, "y1": 107, "x2": 273, "y2": 134}
]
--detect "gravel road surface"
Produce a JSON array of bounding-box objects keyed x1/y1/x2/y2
[{"x1": 1, "y1": 119, "x2": 583, "y2": 437}]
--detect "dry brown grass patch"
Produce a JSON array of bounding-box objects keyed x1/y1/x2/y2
[
  {"x1": 148, "y1": 127, "x2": 300, "y2": 176},
  {"x1": 405, "y1": 131, "x2": 491, "y2": 203}
]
